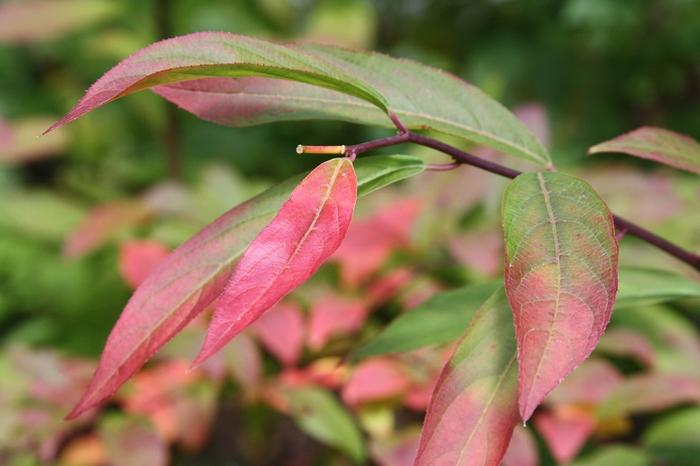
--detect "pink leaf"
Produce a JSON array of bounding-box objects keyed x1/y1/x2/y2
[
  {"x1": 595, "y1": 328, "x2": 655, "y2": 367},
  {"x1": 545, "y1": 359, "x2": 623, "y2": 407},
  {"x1": 278, "y1": 358, "x2": 347, "y2": 389},
  {"x1": 514, "y1": 103, "x2": 550, "y2": 148},
  {"x1": 307, "y1": 295, "x2": 368, "y2": 350},
  {"x1": 502, "y1": 425, "x2": 539, "y2": 466},
  {"x1": 415, "y1": 289, "x2": 519, "y2": 466},
  {"x1": 366, "y1": 267, "x2": 414, "y2": 307},
  {"x1": 535, "y1": 410, "x2": 595, "y2": 464},
  {"x1": 251, "y1": 301, "x2": 305, "y2": 366},
  {"x1": 118, "y1": 240, "x2": 170, "y2": 289},
  {"x1": 589, "y1": 126, "x2": 700, "y2": 175},
  {"x1": 447, "y1": 229, "x2": 503, "y2": 277},
  {"x1": 219, "y1": 332, "x2": 263, "y2": 392},
  {"x1": 194, "y1": 158, "x2": 357, "y2": 365},
  {"x1": 342, "y1": 358, "x2": 412, "y2": 407},
  {"x1": 63, "y1": 201, "x2": 152, "y2": 258},
  {"x1": 66, "y1": 179, "x2": 294, "y2": 419},
  {"x1": 333, "y1": 197, "x2": 422, "y2": 287},
  {"x1": 502, "y1": 172, "x2": 619, "y2": 421}
]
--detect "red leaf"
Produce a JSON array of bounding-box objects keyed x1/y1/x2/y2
[
  {"x1": 251, "y1": 301, "x2": 305, "y2": 366},
  {"x1": 118, "y1": 240, "x2": 170, "y2": 289},
  {"x1": 66, "y1": 183, "x2": 290, "y2": 419},
  {"x1": 366, "y1": 267, "x2": 414, "y2": 307},
  {"x1": 333, "y1": 197, "x2": 422, "y2": 287},
  {"x1": 535, "y1": 409, "x2": 595, "y2": 463},
  {"x1": 220, "y1": 332, "x2": 263, "y2": 393},
  {"x1": 545, "y1": 359, "x2": 623, "y2": 407},
  {"x1": 342, "y1": 358, "x2": 412, "y2": 407},
  {"x1": 64, "y1": 201, "x2": 152, "y2": 258},
  {"x1": 415, "y1": 289, "x2": 519, "y2": 466},
  {"x1": 502, "y1": 425, "x2": 539, "y2": 466},
  {"x1": 194, "y1": 158, "x2": 357, "y2": 365},
  {"x1": 307, "y1": 295, "x2": 368, "y2": 350},
  {"x1": 502, "y1": 172, "x2": 619, "y2": 421}
]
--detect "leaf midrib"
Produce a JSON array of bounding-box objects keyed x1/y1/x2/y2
[
  {"x1": 455, "y1": 355, "x2": 517, "y2": 466},
  {"x1": 205, "y1": 160, "x2": 346, "y2": 352},
  {"x1": 524, "y1": 173, "x2": 563, "y2": 412}
]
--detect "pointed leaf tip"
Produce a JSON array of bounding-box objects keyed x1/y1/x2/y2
[
  {"x1": 502, "y1": 172, "x2": 618, "y2": 421},
  {"x1": 194, "y1": 158, "x2": 357, "y2": 365}
]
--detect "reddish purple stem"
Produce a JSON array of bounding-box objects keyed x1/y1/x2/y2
[{"x1": 342, "y1": 129, "x2": 700, "y2": 272}]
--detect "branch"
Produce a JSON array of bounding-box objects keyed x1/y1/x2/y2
[
  {"x1": 337, "y1": 131, "x2": 700, "y2": 272},
  {"x1": 155, "y1": 0, "x2": 182, "y2": 179}
]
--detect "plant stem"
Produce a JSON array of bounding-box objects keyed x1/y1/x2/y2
[
  {"x1": 342, "y1": 131, "x2": 700, "y2": 272},
  {"x1": 155, "y1": 0, "x2": 182, "y2": 179}
]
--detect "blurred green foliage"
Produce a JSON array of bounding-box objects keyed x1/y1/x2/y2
[{"x1": 0, "y1": 1, "x2": 699, "y2": 465}]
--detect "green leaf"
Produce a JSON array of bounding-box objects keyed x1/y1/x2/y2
[
  {"x1": 282, "y1": 386, "x2": 366, "y2": 462},
  {"x1": 589, "y1": 126, "x2": 700, "y2": 175},
  {"x1": 568, "y1": 446, "x2": 652, "y2": 466},
  {"x1": 352, "y1": 281, "x2": 500, "y2": 360},
  {"x1": 354, "y1": 154, "x2": 425, "y2": 197},
  {"x1": 616, "y1": 266, "x2": 700, "y2": 308},
  {"x1": 157, "y1": 44, "x2": 551, "y2": 166},
  {"x1": 502, "y1": 171, "x2": 619, "y2": 420},
  {"x1": 643, "y1": 407, "x2": 700, "y2": 466}
]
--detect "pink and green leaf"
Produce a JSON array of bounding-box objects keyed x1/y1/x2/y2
[
  {"x1": 502, "y1": 172, "x2": 619, "y2": 420},
  {"x1": 155, "y1": 45, "x2": 551, "y2": 165},
  {"x1": 65, "y1": 155, "x2": 421, "y2": 419},
  {"x1": 44, "y1": 32, "x2": 389, "y2": 134},
  {"x1": 193, "y1": 158, "x2": 357, "y2": 365},
  {"x1": 589, "y1": 126, "x2": 700, "y2": 175},
  {"x1": 414, "y1": 288, "x2": 519, "y2": 466},
  {"x1": 46, "y1": 31, "x2": 550, "y2": 166}
]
